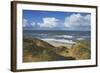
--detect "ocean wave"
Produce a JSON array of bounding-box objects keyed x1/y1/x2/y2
[
  {"x1": 55, "y1": 35, "x2": 73, "y2": 39},
  {"x1": 32, "y1": 34, "x2": 74, "y2": 39},
  {"x1": 41, "y1": 38, "x2": 75, "y2": 44},
  {"x1": 76, "y1": 38, "x2": 84, "y2": 40}
]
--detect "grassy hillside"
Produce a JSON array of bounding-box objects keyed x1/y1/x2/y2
[
  {"x1": 23, "y1": 38, "x2": 75, "y2": 62},
  {"x1": 23, "y1": 38, "x2": 90, "y2": 62},
  {"x1": 69, "y1": 40, "x2": 91, "y2": 60}
]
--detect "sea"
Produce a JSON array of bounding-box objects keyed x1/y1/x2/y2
[{"x1": 23, "y1": 30, "x2": 91, "y2": 45}]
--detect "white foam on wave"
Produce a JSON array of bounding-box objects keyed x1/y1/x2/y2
[
  {"x1": 55, "y1": 35, "x2": 73, "y2": 38},
  {"x1": 41, "y1": 38, "x2": 75, "y2": 44},
  {"x1": 77, "y1": 38, "x2": 84, "y2": 40}
]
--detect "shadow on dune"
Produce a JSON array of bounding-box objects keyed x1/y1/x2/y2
[{"x1": 23, "y1": 38, "x2": 75, "y2": 62}]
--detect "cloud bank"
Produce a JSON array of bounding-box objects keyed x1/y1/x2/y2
[
  {"x1": 23, "y1": 19, "x2": 37, "y2": 28},
  {"x1": 38, "y1": 17, "x2": 60, "y2": 28},
  {"x1": 64, "y1": 13, "x2": 91, "y2": 30},
  {"x1": 23, "y1": 13, "x2": 91, "y2": 31}
]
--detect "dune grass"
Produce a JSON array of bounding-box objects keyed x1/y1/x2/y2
[
  {"x1": 69, "y1": 40, "x2": 91, "y2": 60},
  {"x1": 23, "y1": 38, "x2": 91, "y2": 62}
]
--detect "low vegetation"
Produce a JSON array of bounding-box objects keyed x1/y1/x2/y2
[
  {"x1": 69, "y1": 40, "x2": 91, "y2": 60},
  {"x1": 23, "y1": 38, "x2": 90, "y2": 62}
]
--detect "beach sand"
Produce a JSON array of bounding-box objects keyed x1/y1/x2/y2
[{"x1": 41, "y1": 40, "x2": 74, "y2": 48}]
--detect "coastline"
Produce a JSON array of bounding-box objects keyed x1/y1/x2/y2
[
  {"x1": 23, "y1": 38, "x2": 91, "y2": 62},
  {"x1": 41, "y1": 40, "x2": 73, "y2": 48}
]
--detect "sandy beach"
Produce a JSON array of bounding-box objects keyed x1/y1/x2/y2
[{"x1": 42, "y1": 40, "x2": 74, "y2": 48}]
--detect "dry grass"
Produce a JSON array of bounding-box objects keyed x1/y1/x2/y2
[{"x1": 23, "y1": 38, "x2": 90, "y2": 62}]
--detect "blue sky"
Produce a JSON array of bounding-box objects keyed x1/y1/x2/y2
[{"x1": 23, "y1": 10, "x2": 91, "y2": 31}]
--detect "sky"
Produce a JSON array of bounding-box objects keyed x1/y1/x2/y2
[{"x1": 23, "y1": 10, "x2": 91, "y2": 31}]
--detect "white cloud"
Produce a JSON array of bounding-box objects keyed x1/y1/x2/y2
[
  {"x1": 38, "y1": 17, "x2": 60, "y2": 28},
  {"x1": 84, "y1": 14, "x2": 91, "y2": 21},
  {"x1": 64, "y1": 13, "x2": 91, "y2": 30},
  {"x1": 23, "y1": 19, "x2": 28, "y2": 27},
  {"x1": 23, "y1": 19, "x2": 36, "y2": 27},
  {"x1": 30, "y1": 22, "x2": 36, "y2": 27}
]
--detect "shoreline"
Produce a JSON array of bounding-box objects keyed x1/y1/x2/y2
[{"x1": 42, "y1": 40, "x2": 73, "y2": 48}]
